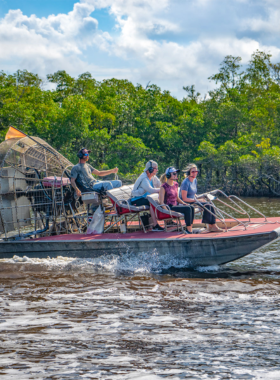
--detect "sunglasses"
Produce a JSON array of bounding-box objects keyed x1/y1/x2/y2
[
  {"x1": 84, "y1": 153, "x2": 89, "y2": 157},
  {"x1": 191, "y1": 170, "x2": 199, "y2": 173}
]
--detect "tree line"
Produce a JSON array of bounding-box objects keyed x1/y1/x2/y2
[{"x1": 1, "y1": 50, "x2": 280, "y2": 196}]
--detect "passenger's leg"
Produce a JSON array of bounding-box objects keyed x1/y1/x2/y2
[
  {"x1": 199, "y1": 202, "x2": 223, "y2": 232},
  {"x1": 189, "y1": 205, "x2": 195, "y2": 232},
  {"x1": 170, "y1": 205, "x2": 193, "y2": 232},
  {"x1": 201, "y1": 203, "x2": 216, "y2": 225},
  {"x1": 92, "y1": 180, "x2": 121, "y2": 192},
  {"x1": 130, "y1": 197, "x2": 158, "y2": 228},
  {"x1": 92, "y1": 181, "x2": 113, "y2": 192},
  {"x1": 131, "y1": 197, "x2": 150, "y2": 207},
  {"x1": 110, "y1": 180, "x2": 122, "y2": 189},
  {"x1": 150, "y1": 206, "x2": 157, "y2": 227}
]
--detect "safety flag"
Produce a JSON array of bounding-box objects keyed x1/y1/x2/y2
[{"x1": 5, "y1": 126, "x2": 26, "y2": 140}]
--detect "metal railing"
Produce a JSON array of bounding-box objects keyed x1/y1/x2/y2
[{"x1": 195, "y1": 189, "x2": 271, "y2": 231}]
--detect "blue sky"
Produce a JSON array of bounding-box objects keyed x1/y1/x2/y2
[
  {"x1": 1, "y1": 0, "x2": 280, "y2": 98},
  {"x1": 0, "y1": 0, "x2": 75, "y2": 18},
  {"x1": 0, "y1": 1, "x2": 115, "y2": 31}
]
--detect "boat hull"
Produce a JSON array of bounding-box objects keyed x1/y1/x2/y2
[{"x1": 1, "y1": 220, "x2": 280, "y2": 267}]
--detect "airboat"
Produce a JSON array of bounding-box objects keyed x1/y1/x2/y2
[{"x1": 0, "y1": 127, "x2": 280, "y2": 268}]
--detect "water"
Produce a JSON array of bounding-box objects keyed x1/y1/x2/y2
[{"x1": 1, "y1": 197, "x2": 280, "y2": 379}]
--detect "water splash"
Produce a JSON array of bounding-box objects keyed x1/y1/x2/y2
[
  {"x1": 63, "y1": 249, "x2": 192, "y2": 274},
  {"x1": 196, "y1": 264, "x2": 220, "y2": 272},
  {"x1": 0, "y1": 247, "x2": 193, "y2": 274}
]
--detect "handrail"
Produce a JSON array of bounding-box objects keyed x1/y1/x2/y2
[
  {"x1": 155, "y1": 204, "x2": 172, "y2": 219},
  {"x1": 229, "y1": 195, "x2": 267, "y2": 222},
  {"x1": 208, "y1": 189, "x2": 267, "y2": 222},
  {"x1": 194, "y1": 189, "x2": 270, "y2": 231},
  {"x1": 210, "y1": 190, "x2": 250, "y2": 218},
  {"x1": 214, "y1": 197, "x2": 251, "y2": 221},
  {"x1": 115, "y1": 199, "x2": 131, "y2": 213},
  {"x1": 194, "y1": 199, "x2": 229, "y2": 231},
  {"x1": 154, "y1": 203, "x2": 185, "y2": 220}
]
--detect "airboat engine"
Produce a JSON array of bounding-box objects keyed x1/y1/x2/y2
[{"x1": 0, "y1": 129, "x2": 75, "y2": 239}]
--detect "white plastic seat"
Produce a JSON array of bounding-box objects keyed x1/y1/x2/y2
[
  {"x1": 147, "y1": 193, "x2": 184, "y2": 232},
  {"x1": 147, "y1": 193, "x2": 202, "y2": 232},
  {"x1": 105, "y1": 185, "x2": 150, "y2": 233}
]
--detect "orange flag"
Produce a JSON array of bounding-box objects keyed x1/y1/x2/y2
[{"x1": 5, "y1": 126, "x2": 26, "y2": 140}]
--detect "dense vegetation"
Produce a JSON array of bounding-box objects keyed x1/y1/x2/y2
[{"x1": 1, "y1": 50, "x2": 280, "y2": 195}]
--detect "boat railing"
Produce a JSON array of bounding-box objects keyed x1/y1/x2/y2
[
  {"x1": 196, "y1": 189, "x2": 270, "y2": 231},
  {"x1": 155, "y1": 204, "x2": 173, "y2": 219},
  {"x1": 194, "y1": 199, "x2": 226, "y2": 231},
  {"x1": 209, "y1": 190, "x2": 267, "y2": 220}
]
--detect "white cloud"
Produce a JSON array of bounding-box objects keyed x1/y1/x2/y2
[
  {"x1": 1, "y1": 0, "x2": 280, "y2": 98},
  {"x1": 0, "y1": 2, "x2": 110, "y2": 74},
  {"x1": 242, "y1": 5, "x2": 280, "y2": 35},
  {"x1": 86, "y1": 0, "x2": 280, "y2": 95}
]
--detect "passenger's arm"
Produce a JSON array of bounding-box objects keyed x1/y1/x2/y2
[
  {"x1": 159, "y1": 187, "x2": 167, "y2": 209},
  {"x1": 141, "y1": 178, "x2": 160, "y2": 194},
  {"x1": 71, "y1": 178, "x2": 82, "y2": 198},
  {"x1": 153, "y1": 176, "x2": 161, "y2": 189},
  {"x1": 92, "y1": 168, "x2": 118, "y2": 177},
  {"x1": 177, "y1": 194, "x2": 187, "y2": 205},
  {"x1": 181, "y1": 190, "x2": 196, "y2": 203}
]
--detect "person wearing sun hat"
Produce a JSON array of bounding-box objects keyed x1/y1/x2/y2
[{"x1": 158, "y1": 167, "x2": 194, "y2": 234}]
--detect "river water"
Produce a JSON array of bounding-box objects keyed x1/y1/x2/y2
[{"x1": 1, "y1": 198, "x2": 280, "y2": 379}]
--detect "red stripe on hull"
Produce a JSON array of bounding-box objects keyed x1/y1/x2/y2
[{"x1": 34, "y1": 217, "x2": 280, "y2": 242}]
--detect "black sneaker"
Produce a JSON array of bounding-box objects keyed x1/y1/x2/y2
[
  {"x1": 167, "y1": 220, "x2": 177, "y2": 226},
  {"x1": 152, "y1": 224, "x2": 165, "y2": 232}
]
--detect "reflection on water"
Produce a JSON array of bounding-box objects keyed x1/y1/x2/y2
[{"x1": 1, "y1": 197, "x2": 280, "y2": 379}]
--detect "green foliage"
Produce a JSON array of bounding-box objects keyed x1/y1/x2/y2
[
  {"x1": 106, "y1": 133, "x2": 149, "y2": 176},
  {"x1": 1, "y1": 51, "x2": 280, "y2": 195}
]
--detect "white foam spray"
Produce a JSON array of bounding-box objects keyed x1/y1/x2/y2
[{"x1": 0, "y1": 246, "x2": 195, "y2": 274}]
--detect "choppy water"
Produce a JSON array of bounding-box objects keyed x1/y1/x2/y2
[{"x1": 1, "y1": 197, "x2": 280, "y2": 379}]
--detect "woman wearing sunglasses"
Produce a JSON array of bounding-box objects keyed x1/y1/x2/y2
[
  {"x1": 180, "y1": 164, "x2": 223, "y2": 233},
  {"x1": 159, "y1": 167, "x2": 194, "y2": 234}
]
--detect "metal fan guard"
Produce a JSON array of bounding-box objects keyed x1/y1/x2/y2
[{"x1": 0, "y1": 136, "x2": 83, "y2": 239}]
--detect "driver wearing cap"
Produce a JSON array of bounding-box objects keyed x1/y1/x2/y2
[{"x1": 70, "y1": 148, "x2": 122, "y2": 197}]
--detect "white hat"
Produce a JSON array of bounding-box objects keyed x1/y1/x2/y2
[{"x1": 165, "y1": 167, "x2": 180, "y2": 175}]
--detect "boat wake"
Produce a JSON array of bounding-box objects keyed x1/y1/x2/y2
[
  {"x1": 196, "y1": 264, "x2": 220, "y2": 272},
  {"x1": 0, "y1": 248, "x2": 194, "y2": 274}
]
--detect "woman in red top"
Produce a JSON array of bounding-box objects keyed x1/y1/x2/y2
[{"x1": 159, "y1": 167, "x2": 194, "y2": 234}]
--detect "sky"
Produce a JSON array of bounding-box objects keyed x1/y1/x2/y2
[{"x1": 1, "y1": 0, "x2": 280, "y2": 98}]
